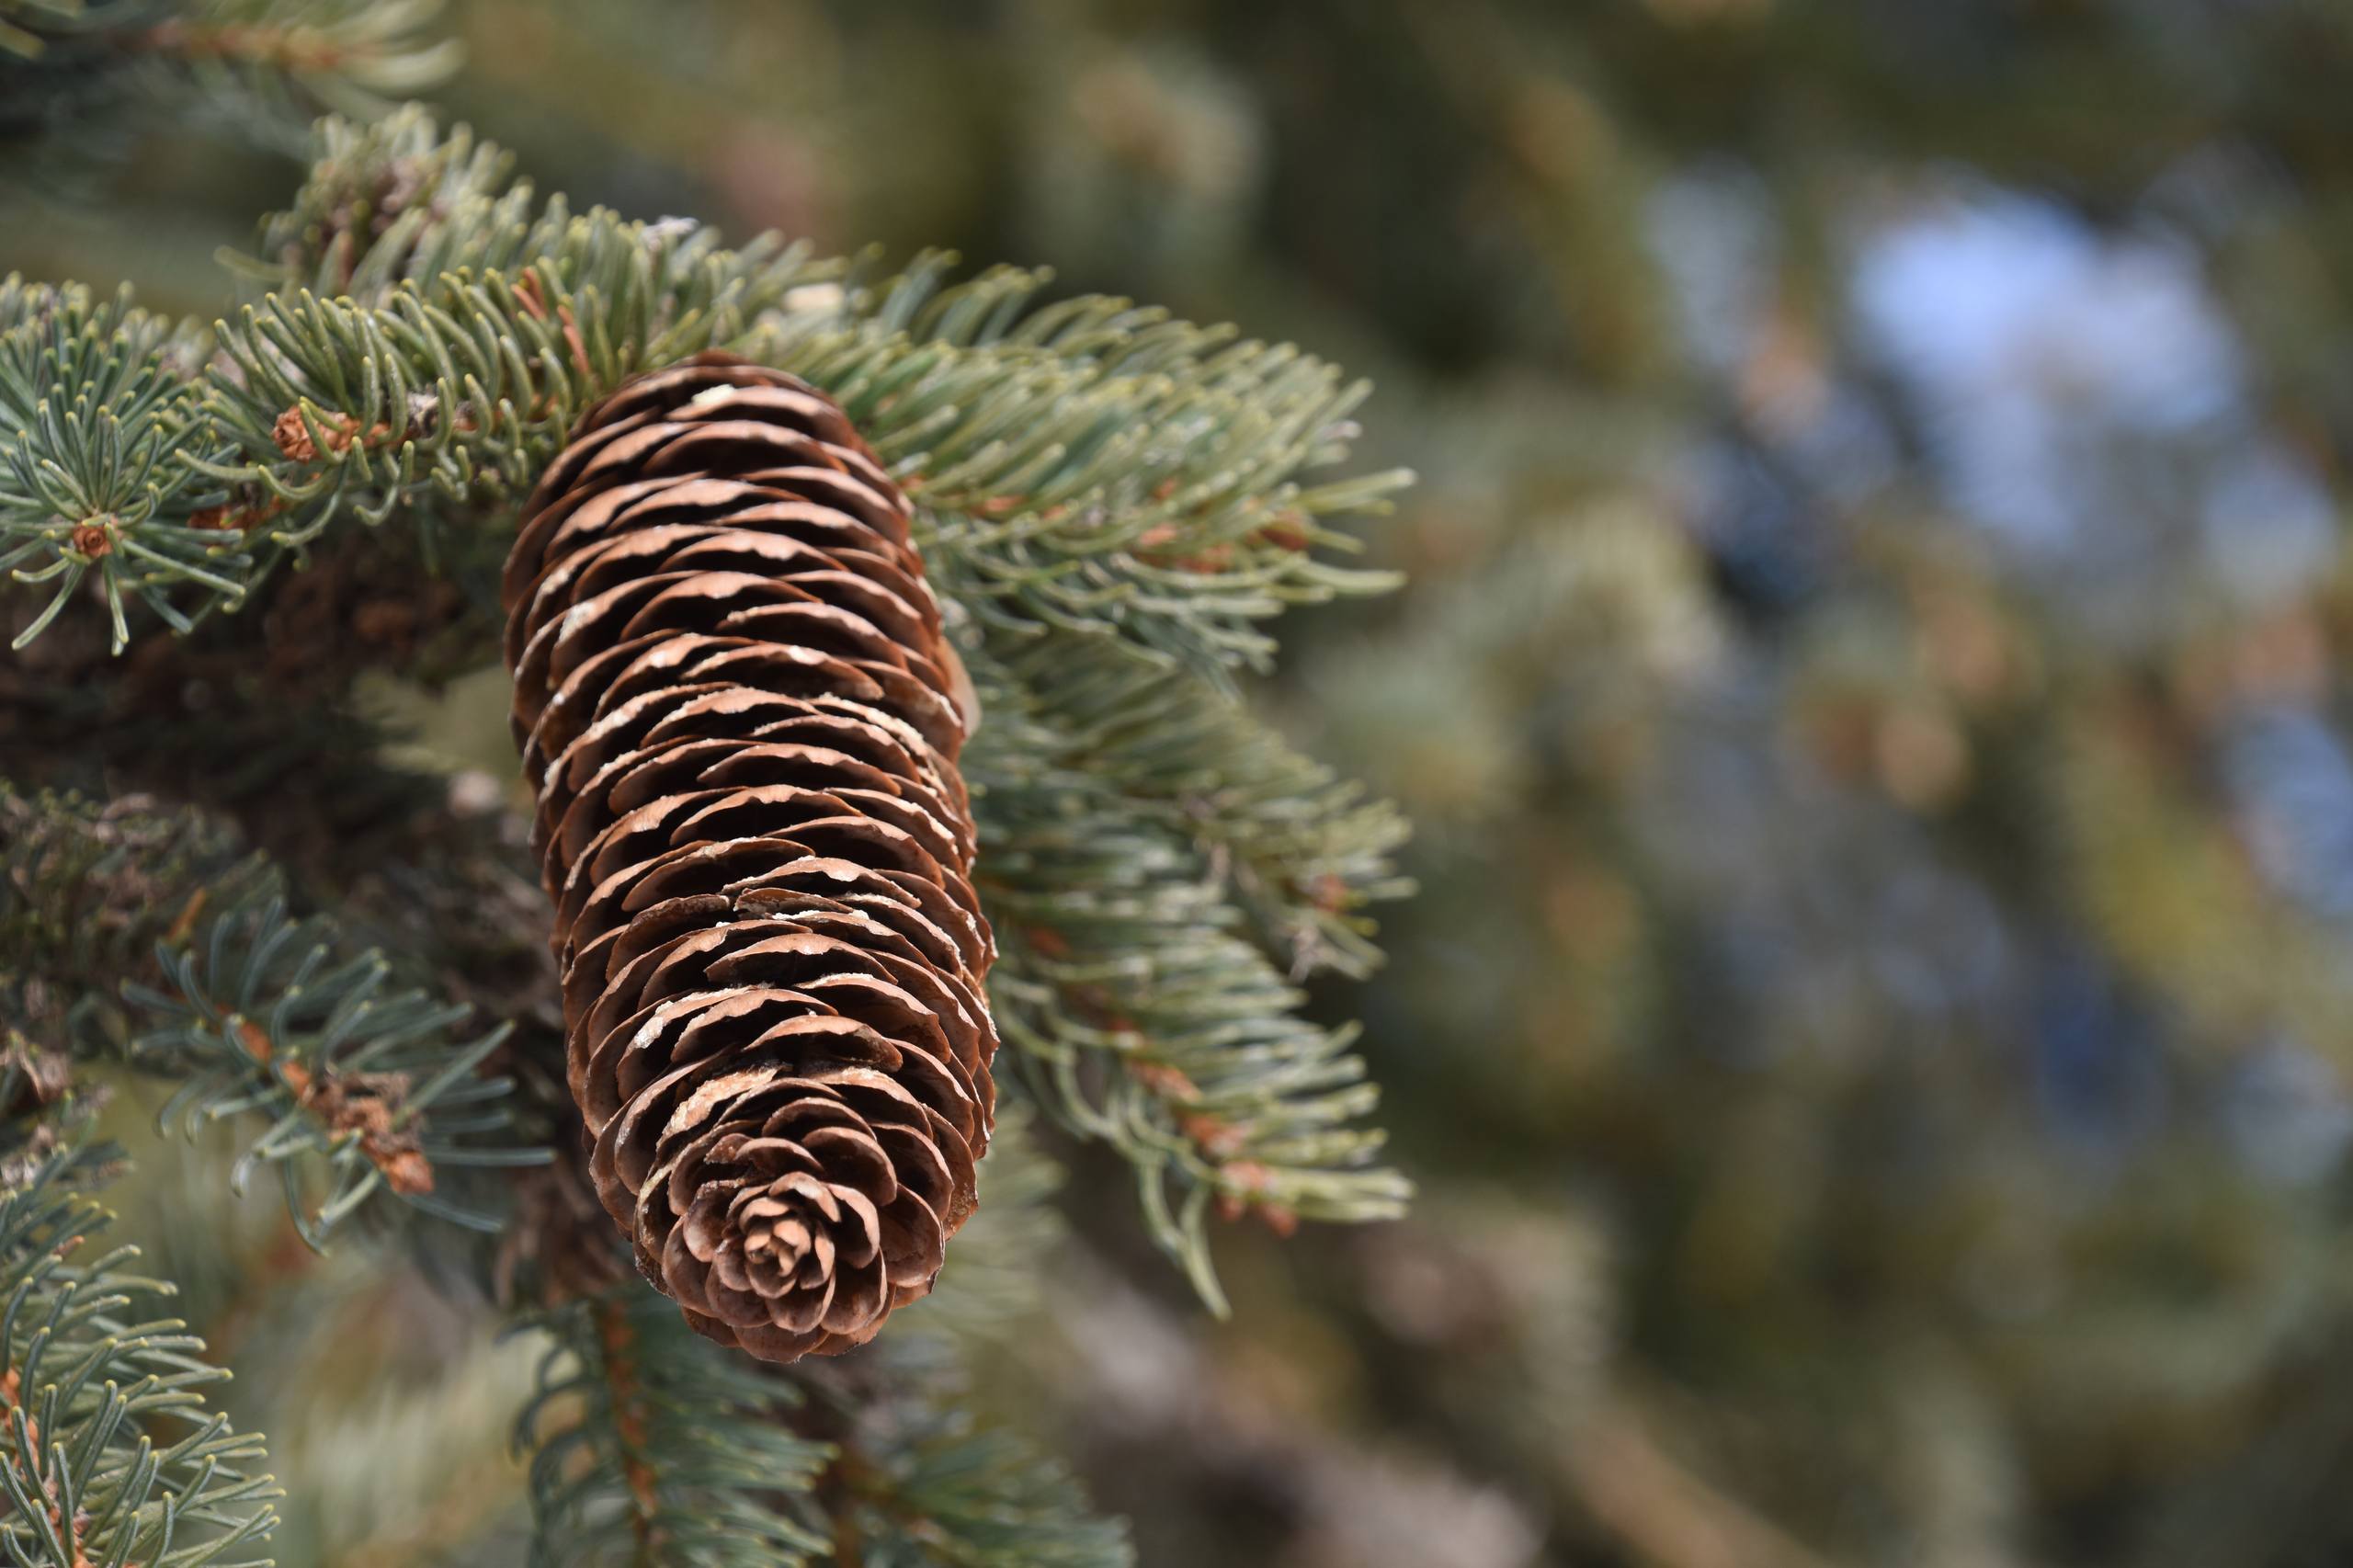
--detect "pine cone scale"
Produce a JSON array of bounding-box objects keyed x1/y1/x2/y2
[{"x1": 506, "y1": 352, "x2": 997, "y2": 1363}]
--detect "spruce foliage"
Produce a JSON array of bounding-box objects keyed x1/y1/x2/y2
[{"x1": 0, "y1": 13, "x2": 1409, "y2": 1561}]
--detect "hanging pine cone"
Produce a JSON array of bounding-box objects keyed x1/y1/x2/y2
[{"x1": 502, "y1": 353, "x2": 996, "y2": 1363}]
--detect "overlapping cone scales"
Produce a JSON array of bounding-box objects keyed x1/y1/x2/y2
[{"x1": 504, "y1": 353, "x2": 996, "y2": 1363}]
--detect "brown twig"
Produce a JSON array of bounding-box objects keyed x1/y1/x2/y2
[
  {"x1": 590, "y1": 1298, "x2": 664, "y2": 1553},
  {"x1": 233, "y1": 1018, "x2": 435, "y2": 1195},
  {"x1": 1017, "y1": 921, "x2": 1300, "y2": 1235},
  {"x1": 132, "y1": 19, "x2": 349, "y2": 74}
]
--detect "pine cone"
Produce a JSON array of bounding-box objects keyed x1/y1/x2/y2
[{"x1": 502, "y1": 353, "x2": 996, "y2": 1362}]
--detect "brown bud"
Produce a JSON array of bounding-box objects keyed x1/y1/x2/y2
[
  {"x1": 375, "y1": 1145, "x2": 437, "y2": 1197},
  {"x1": 1130, "y1": 1061, "x2": 1200, "y2": 1104},
  {"x1": 273, "y1": 407, "x2": 385, "y2": 462},
  {"x1": 1182, "y1": 1113, "x2": 1247, "y2": 1159},
  {"x1": 273, "y1": 407, "x2": 321, "y2": 461},
  {"x1": 1256, "y1": 512, "x2": 1313, "y2": 553}
]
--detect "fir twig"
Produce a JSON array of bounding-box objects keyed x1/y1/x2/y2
[
  {"x1": 0, "y1": 1135, "x2": 279, "y2": 1567},
  {"x1": 6, "y1": 108, "x2": 1409, "y2": 677},
  {"x1": 0, "y1": 0, "x2": 457, "y2": 169},
  {"x1": 987, "y1": 635, "x2": 1412, "y2": 982},
  {"x1": 122, "y1": 892, "x2": 542, "y2": 1249},
  {"x1": 0, "y1": 785, "x2": 262, "y2": 1010},
  {"x1": 514, "y1": 1284, "x2": 833, "y2": 1568},
  {"x1": 812, "y1": 1407, "x2": 1131, "y2": 1568},
  {"x1": 1, "y1": 785, "x2": 545, "y2": 1249},
  {"x1": 963, "y1": 641, "x2": 1411, "y2": 1309}
]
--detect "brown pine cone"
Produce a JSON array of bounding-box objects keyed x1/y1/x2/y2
[{"x1": 502, "y1": 353, "x2": 997, "y2": 1362}]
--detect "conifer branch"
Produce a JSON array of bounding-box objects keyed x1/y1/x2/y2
[
  {"x1": 123, "y1": 893, "x2": 539, "y2": 1248},
  {"x1": 809, "y1": 1406, "x2": 1131, "y2": 1568},
  {"x1": 0, "y1": 1136, "x2": 279, "y2": 1567},
  {"x1": 986, "y1": 635, "x2": 1412, "y2": 982},
  {"x1": 963, "y1": 642, "x2": 1410, "y2": 1308},
  {"x1": 0, "y1": 0, "x2": 457, "y2": 165},
  {"x1": 0, "y1": 278, "x2": 226, "y2": 653},
  {"x1": 516, "y1": 1285, "x2": 834, "y2": 1568},
  {"x1": 1, "y1": 786, "x2": 545, "y2": 1249},
  {"x1": 5, "y1": 108, "x2": 1408, "y2": 679},
  {"x1": 0, "y1": 784, "x2": 260, "y2": 1011}
]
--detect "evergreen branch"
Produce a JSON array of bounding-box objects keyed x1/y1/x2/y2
[
  {"x1": 0, "y1": 785, "x2": 545, "y2": 1248},
  {"x1": 0, "y1": 0, "x2": 456, "y2": 168},
  {"x1": 988, "y1": 635, "x2": 1411, "y2": 981},
  {"x1": 0, "y1": 1136, "x2": 278, "y2": 1567},
  {"x1": 131, "y1": 0, "x2": 458, "y2": 101},
  {"x1": 515, "y1": 1284, "x2": 833, "y2": 1568},
  {"x1": 6, "y1": 108, "x2": 1408, "y2": 678},
  {"x1": 245, "y1": 111, "x2": 1411, "y2": 667},
  {"x1": 121, "y1": 892, "x2": 540, "y2": 1249},
  {"x1": 188, "y1": 235, "x2": 832, "y2": 551},
  {"x1": 0, "y1": 785, "x2": 262, "y2": 1012},
  {"x1": 0, "y1": 278, "x2": 233, "y2": 653},
  {"x1": 0, "y1": 785, "x2": 256, "y2": 1133},
  {"x1": 964, "y1": 643, "x2": 1410, "y2": 1309},
  {"x1": 818, "y1": 1411, "x2": 1131, "y2": 1568},
  {"x1": 240, "y1": 106, "x2": 646, "y2": 304},
  {"x1": 776, "y1": 266, "x2": 1411, "y2": 678}
]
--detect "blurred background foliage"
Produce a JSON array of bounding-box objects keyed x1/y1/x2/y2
[{"x1": 16, "y1": 0, "x2": 2353, "y2": 1563}]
